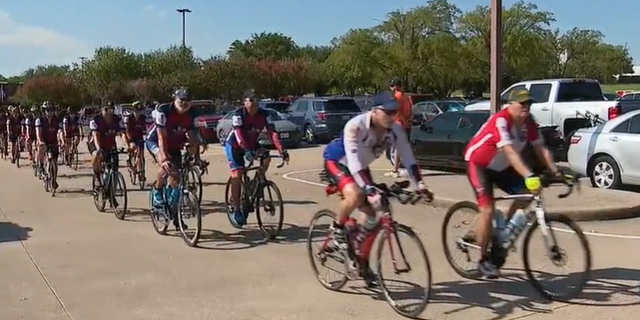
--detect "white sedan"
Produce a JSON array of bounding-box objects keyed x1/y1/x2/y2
[{"x1": 568, "y1": 109, "x2": 640, "y2": 189}]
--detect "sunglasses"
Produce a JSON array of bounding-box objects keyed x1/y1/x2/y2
[{"x1": 245, "y1": 97, "x2": 256, "y2": 102}]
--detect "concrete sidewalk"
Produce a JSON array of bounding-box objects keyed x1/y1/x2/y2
[{"x1": 285, "y1": 167, "x2": 640, "y2": 221}]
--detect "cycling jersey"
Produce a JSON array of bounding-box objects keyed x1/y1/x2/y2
[
  {"x1": 146, "y1": 103, "x2": 194, "y2": 152},
  {"x1": 89, "y1": 115, "x2": 124, "y2": 150},
  {"x1": 226, "y1": 107, "x2": 282, "y2": 152},
  {"x1": 35, "y1": 116, "x2": 61, "y2": 145},
  {"x1": 0, "y1": 115, "x2": 6, "y2": 133},
  {"x1": 123, "y1": 113, "x2": 147, "y2": 142},
  {"x1": 464, "y1": 108, "x2": 542, "y2": 171},
  {"x1": 6, "y1": 115, "x2": 23, "y2": 138},
  {"x1": 24, "y1": 115, "x2": 36, "y2": 139},
  {"x1": 323, "y1": 112, "x2": 419, "y2": 188},
  {"x1": 62, "y1": 114, "x2": 80, "y2": 137}
]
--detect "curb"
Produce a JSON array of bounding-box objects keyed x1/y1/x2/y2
[{"x1": 282, "y1": 170, "x2": 640, "y2": 222}]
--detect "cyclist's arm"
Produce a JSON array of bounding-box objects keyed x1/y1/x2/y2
[
  {"x1": 264, "y1": 113, "x2": 284, "y2": 152},
  {"x1": 393, "y1": 125, "x2": 423, "y2": 187},
  {"x1": 231, "y1": 112, "x2": 248, "y2": 149},
  {"x1": 154, "y1": 110, "x2": 169, "y2": 161},
  {"x1": 343, "y1": 120, "x2": 373, "y2": 188},
  {"x1": 62, "y1": 117, "x2": 69, "y2": 137},
  {"x1": 121, "y1": 116, "x2": 132, "y2": 146},
  {"x1": 89, "y1": 118, "x2": 103, "y2": 151}
]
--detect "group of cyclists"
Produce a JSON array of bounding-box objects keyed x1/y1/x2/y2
[{"x1": 0, "y1": 79, "x2": 565, "y2": 281}]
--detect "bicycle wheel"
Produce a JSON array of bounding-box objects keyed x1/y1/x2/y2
[
  {"x1": 441, "y1": 201, "x2": 483, "y2": 279},
  {"x1": 306, "y1": 209, "x2": 349, "y2": 291},
  {"x1": 72, "y1": 146, "x2": 79, "y2": 171},
  {"x1": 177, "y1": 190, "x2": 202, "y2": 247},
  {"x1": 522, "y1": 213, "x2": 592, "y2": 301},
  {"x1": 92, "y1": 175, "x2": 106, "y2": 212},
  {"x1": 255, "y1": 180, "x2": 284, "y2": 239},
  {"x1": 138, "y1": 155, "x2": 146, "y2": 191},
  {"x1": 224, "y1": 176, "x2": 243, "y2": 229},
  {"x1": 110, "y1": 172, "x2": 128, "y2": 220},
  {"x1": 185, "y1": 167, "x2": 202, "y2": 204},
  {"x1": 376, "y1": 224, "x2": 432, "y2": 318},
  {"x1": 48, "y1": 161, "x2": 56, "y2": 197},
  {"x1": 149, "y1": 186, "x2": 169, "y2": 235}
]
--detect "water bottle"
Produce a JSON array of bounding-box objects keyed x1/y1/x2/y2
[
  {"x1": 493, "y1": 210, "x2": 507, "y2": 242},
  {"x1": 502, "y1": 209, "x2": 528, "y2": 248}
]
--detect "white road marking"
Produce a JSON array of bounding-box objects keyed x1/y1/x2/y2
[{"x1": 283, "y1": 168, "x2": 640, "y2": 241}]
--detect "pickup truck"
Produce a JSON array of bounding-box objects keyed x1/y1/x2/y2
[{"x1": 464, "y1": 79, "x2": 640, "y2": 140}]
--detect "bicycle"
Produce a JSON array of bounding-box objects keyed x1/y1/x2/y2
[
  {"x1": 181, "y1": 145, "x2": 203, "y2": 204},
  {"x1": 126, "y1": 145, "x2": 146, "y2": 190},
  {"x1": 92, "y1": 148, "x2": 128, "y2": 220},
  {"x1": 11, "y1": 137, "x2": 20, "y2": 167},
  {"x1": 223, "y1": 150, "x2": 286, "y2": 239},
  {"x1": 0, "y1": 133, "x2": 7, "y2": 161},
  {"x1": 149, "y1": 161, "x2": 202, "y2": 247},
  {"x1": 441, "y1": 174, "x2": 591, "y2": 301},
  {"x1": 41, "y1": 145, "x2": 59, "y2": 197},
  {"x1": 68, "y1": 136, "x2": 80, "y2": 171},
  {"x1": 307, "y1": 179, "x2": 433, "y2": 318}
]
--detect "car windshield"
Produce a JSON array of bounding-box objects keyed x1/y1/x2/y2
[
  {"x1": 314, "y1": 99, "x2": 361, "y2": 112},
  {"x1": 556, "y1": 81, "x2": 605, "y2": 102},
  {"x1": 265, "y1": 109, "x2": 287, "y2": 121},
  {"x1": 441, "y1": 102, "x2": 466, "y2": 112},
  {"x1": 262, "y1": 102, "x2": 290, "y2": 113}
]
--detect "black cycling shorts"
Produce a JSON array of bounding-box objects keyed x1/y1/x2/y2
[{"x1": 467, "y1": 162, "x2": 527, "y2": 207}]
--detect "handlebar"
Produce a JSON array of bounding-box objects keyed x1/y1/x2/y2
[
  {"x1": 540, "y1": 173, "x2": 581, "y2": 199},
  {"x1": 372, "y1": 180, "x2": 434, "y2": 205}
]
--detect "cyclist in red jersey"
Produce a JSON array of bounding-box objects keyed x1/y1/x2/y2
[
  {"x1": 464, "y1": 89, "x2": 561, "y2": 277},
  {"x1": 89, "y1": 104, "x2": 124, "y2": 186},
  {"x1": 0, "y1": 107, "x2": 7, "y2": 158},
  {"x1": 6, "y1": 105, "x2": 23, "y2": 163},
  {"x1": 122, "y1": 101, "x2": 147, "y2": 177},
  {"x1": 36, "y1": 103, "x2": 61, "y2": 190}
]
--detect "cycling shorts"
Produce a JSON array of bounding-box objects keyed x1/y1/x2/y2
[
  {"x1": 224, "y1": 143, "x2": 246, "y2": 172},
  {"x1": 467, "y1": 162, "x2": 527, "y2": 207},
  {"x1": 323, "y1": 160, "x2": 357, "y2": 193},
  {"x1": 145, "y1": 140, "x2": 181, "y2": 167}
]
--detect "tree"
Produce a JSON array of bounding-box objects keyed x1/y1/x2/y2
[
  {"x1": 228, "y1": 32, "x2": 299, "y2": 60},
  {"x1": 13, "y1": 75, "x2": 81, "y2": 107},
  {"x1": 298, "y1": 45, "x2": 333, "y2": 63},
  {"x1": 0, "y1": 74, "x2": 6, "y2": 82},
  {"x1": 78, "y1": 47, "x2": 145, "y2": 103},
  {"x1": 200, "y1": 57, "x2": 251, "y2": 101},
  {"x1": 21, "y1": 65, "x2": 72, "y2": 80}
]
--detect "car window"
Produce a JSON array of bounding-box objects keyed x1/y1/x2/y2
[
  {"x1": 621, "y1": 94, "x2": 634, "y2": 101},
  {"x1": 628, "y1": 115, "x2": 640, "y2": 134},
  {"x1": 413, "y1": 102, "x2": 429, "y2": 113},
  {"x1": 427, "y1": 114, "x2": 459, "y2": 130},
  {"x1": 314, "y1": 99, "x2": 361, "y2": 112},
  {"x1": 441, "y1": 102, "x2": 465, "y2": 112},
  {"x1": 297, "y1": 101, "x2": 309, "y2": 112},
  {"x1": 612, "y1": 119, "x2": 630, "y2": 133},
  {"x1": 529, "y1": 84, "x2": 552, "y2": 103},
  {"x1": 501, "y1": 85, "x2": 526, "y2": 101},
  {"x1": 425, "y1": 103, "x2": 439, "y2": 115},
  {"x1": 457, "y1": 117, "x2": 473, "y2": 129},
  {"x1": 556, "y1": 81, "x2": 604, "y2": 102}
]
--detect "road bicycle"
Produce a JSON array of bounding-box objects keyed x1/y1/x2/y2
[
  {"x1": 308, "y1": 178, "x2": 433, "y2": 318},
  {"x1": 181, "y1": 145, "x2": 204, "y2": 204},
  {"x1": 92, "y1": 148, "x2": 128, "y2": 220},
  {"x1": 41, "y1": 146, "x2": 59, "y2": 197},
  {"x1": 126, "y1": 145, "x2": 146, "y2": 190},
  {"x1": 224, "y1": 150, "x2": 286, "y2": 239},
  {"x1": 63, "y1": 136, "x2": 80, "y2": 171},
  {"x1": 441, "y1": 174, "x2": 591, "y2": 301},
  {"x1": 149, "y1": 161, "x2": 202, "y2": 247},
  {"x1": 0, "y1": 133, "x2": 7, "y2": 161}
]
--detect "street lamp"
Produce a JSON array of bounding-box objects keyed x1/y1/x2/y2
[
  {"x1": 176, "y1": 8, "x2": 192, "y2": 47},
  {"x1": 490, "y1": 0, "x2": 502, "y2": 114}
]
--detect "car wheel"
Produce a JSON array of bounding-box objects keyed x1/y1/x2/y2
[
  {"x1": 304, "y1": 125, "x2": 316, "y2": 145},
  {"x1": 218, "y1": 130, "x2": 226, "y2": 146},
  {"x1": 589, "y1": 156, "x2": 621, "y2": 189}
]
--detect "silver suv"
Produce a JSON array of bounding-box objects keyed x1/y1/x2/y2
[{"x1": 285, "y1": 97, "x2": 362, "y2": 144}]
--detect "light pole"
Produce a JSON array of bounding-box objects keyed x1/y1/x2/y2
[
  {"x1": 176, "y1": 8, "x2": 192, "y2": 47},
  {"x1": 490, "y1": 0, "x2": 502, "y2": 114}
]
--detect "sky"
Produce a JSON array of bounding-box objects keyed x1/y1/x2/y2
[{"x1": 1, "y1": 0, "x2": 639, "y2": 77}]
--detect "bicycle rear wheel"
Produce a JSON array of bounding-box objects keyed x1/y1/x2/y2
[
  {"x1": 48, "y1": 160, "x2": 56, "y2": 197},
  {"x1": 149, "y1": 186, "x2": 169, "y2": 235},
  {"x1": 224, "y1": 176, "x2": 243, "y2": 229},
  {"x1": 441, "y1": 201, "x2": 483, "y2": 279},
  {"x1": 255, "y1": 180, "x2": 284, "y2": 239},
  {"x1": 177, "y1": 190, "x2": 202, "y2": 247},
  {"x1": 92, "y1": 175, "x2": 106, "y2": 212},
  {"x1": 138, "y1": 155, "x2": 146, "y2": 190},
  {"x1": 307, "y1": 209, "x2": 349, "y2": 291},
  {"x1": 376, "y1": 224, "x2": 432, "y2": 318},
  {"x1": 111, "y1": 172, "x2": 128, "y2": 220},
  {"x1": 522, "y1": 213, "x2": 592, "y2": 301},
  {"x1": 185, "y1": 167, "x2": 202, "y2": 204},
  {"x1": 72, "y1": 146, "x2": 79, "y2": 171}
]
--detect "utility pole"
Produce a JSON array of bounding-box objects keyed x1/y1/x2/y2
[
  {"x1": 176, "y1": 8, "x2": 192, "y2": 47},
  {"x1": 490, "y1": 0, "x2": 503, "y2": 114}
]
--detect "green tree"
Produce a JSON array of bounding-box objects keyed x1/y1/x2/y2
[
  {"x1": 78, "y1": 47, "x2": 145, "y2": 103},
  {"x1": 13, "y1": 75, "x2": 81, "y2": 107},
  {"x1": 228, "y1": 32, "x2": 299, "y2": 60}
]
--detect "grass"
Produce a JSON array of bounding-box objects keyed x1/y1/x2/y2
[{"x1": 601, "y1": 83, "x2": 640, "y2": 93}]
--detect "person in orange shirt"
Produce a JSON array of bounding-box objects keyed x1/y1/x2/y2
[{"x1": 389, "y1": 78, "x2": 413, "y2": 176}]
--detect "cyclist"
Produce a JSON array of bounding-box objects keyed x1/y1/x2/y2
[
  {"x1": 6, "y1": 105, "x2": 23, "y2": 164},
  {"x1": 35, "y1": 103, "x2": 61, "y2": 191},
  {"x1": 323, "y1": 91, "x2": 429, "y2": 286},
  {"x1": 225, "y1": 89, "x2": 290, "y2": 226},
  {"x1": 0, "y1": 107, "x2": 7, "y2": 158},
  {"x1": 388, "y1": 78, "x2": 413, "y2": 177},
  {"x1": 89, "y1": 103, "x2": 124, "y2": 187},
  {"x1": 24, "y1": 106, "x2": 39, "y2": 161},
  {"x1": 146, "y1": 88, "x2": 198, "y2": 225},
  {"x1": 122, "y1": 101, "x2": 147, "y2": 176},
  {"x1": 62, "y1": 107, "x2": 81, "y2": 162},
  {"x1": 464, "y1": 89, "x2": 561, "y2": 278}
]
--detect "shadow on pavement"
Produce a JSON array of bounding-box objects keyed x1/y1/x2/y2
[
  {"x1": 56, "y1": 188, "x2": 93, "y2": 198},
  {"x1": 201, "y1": 181, "x2": 227, "y2": 187},
  {"x1": 196, "y1": 222, "x2": 309, "y2": 251},
  {"x1": 282, "y1": 200, "x2": 317, "y2": 205},
  {"x1": 59, "y1": 172, "x2": 94, "y2": 179},
  {"x1": 0, "y1": 221, "x2": 33, "y2": 243}
]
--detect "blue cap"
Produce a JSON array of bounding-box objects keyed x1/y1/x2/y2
[{"x1": 372, "y1": 91, "x2": 399, "y2": 111}]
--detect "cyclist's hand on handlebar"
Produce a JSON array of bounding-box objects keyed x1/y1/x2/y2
[
  {"x1": 161, "y1": 159, "x2": 173, "y2": 172},
  {"x1": 525, "y1": 175, "x2": 542, "y2": 192},
  {"x1": 280, "y1": 150, "x2": 290, "y2": 163},
  {"x1": 416, "y1": 181, "x2": 434, "y2": 202}
]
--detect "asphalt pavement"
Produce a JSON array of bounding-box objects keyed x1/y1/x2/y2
[{"x1": 1, "y1": 144, "x2": 640, "y2": 320}]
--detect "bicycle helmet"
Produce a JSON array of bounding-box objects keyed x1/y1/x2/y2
[
  {"x1": 132, "y1": 101, "x2": 144, "y2": 110},
  {"x1": 172, "y1": 88, "x2": 192, "y2": 101},
  {"x1": 389, "y1": 78, "x2": 402, "y2": 87}
]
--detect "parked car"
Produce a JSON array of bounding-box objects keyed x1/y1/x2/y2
[
  {"x1": 463, "y1": 79, "x2": 640, "y2": 142},
  {"x1": 411, "y1": 100, "x2": 467, "y2": 125},
  {"x1": 354, "y1": 96, "x2": 375, "y2": 111},
  {"x1": 259, "y1": 101, "x2": 290, "y2": 113},
  {"x1": 619, "y1": 91, "x2": 640, "y2": 100},
  {"x1": 285, "y1": 96, "x2": 362, "y2": 144},
  {"x1": 604, "y1": 92, "x2": 620, "y2": 101},
  {"x1": 191, "y1": 100, "x2": 225, "y2": 143},
  {"x1": 387, "y1": 111, "x2": 564, "y2": 173},
  {"x1": 216, "y1": 108, "x2": 303, "y2": 148},
  {"x1": 568, "y1": 109, "x2": 640, "y2": 189}
]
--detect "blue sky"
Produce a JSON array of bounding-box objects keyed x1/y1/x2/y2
[{"x1": 0, "y1": 0, "x2": 638, "y2": 77}]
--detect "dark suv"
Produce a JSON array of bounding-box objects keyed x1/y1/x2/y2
[{"x1": 286, "y1": 97, "x2": 362, "y2": 143}]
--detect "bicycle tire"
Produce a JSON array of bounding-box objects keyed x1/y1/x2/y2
[
  {"x1": 224, "y1": 176, "x2": 243, "y2": 229},
  {"x1": 92, "y1": 175, "x2": 107, "y2": 212},
  {"x1": 138, "y1": 155, "x2": 146, "y2": 191},
  {"x1": 72, "y1": 146, "x2": 79, "y2": 171},
  {"x1": 178, "y1": 190, "x2": 202, "y2": 247},
  {"x1": 186, "y1": 167, "x2": 202, "y2": 204},
  {"x1": 522, "y1": 213, "x2": 592, "y2": 301},
  {"x1": 110, "y1": 172, "x2": 128, "y2": 220},
  {"x1": 441, "y1": 201, "x2": 483, "y2": 279},
  {"x1": 48, "y1": 160, "x2": 56, "y2": 197},
  {"x1": 376, "y1": 224, "x2": 432, "y2": 318},
  {"x1": 149, "y1": 186, "x2": 169, "y2": 235},
  {"x1": 255, "y1": 180, "x2": 284, "y2": 239},
  {"x1": 306, "y1": 209, "x2": 349, "y2": 291}
]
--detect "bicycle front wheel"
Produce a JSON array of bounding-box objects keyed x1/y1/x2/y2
[
  {"x1": 92, "y1": 175, "x2": 106, "y2": 212},
  {"x1": 72, "y1": 146, "x2": 79, "y2": 171},
  {"x1": 522, "y1": 213, "x2": 592, "y2": 301},
  {"x1": 224, "y1": 177, "x2": 242, "y2": 229},
  {"x1": 307, "y1": 209, "x2": 348, "y2": 291},
  {"x1": 149, "y1": 186, "x2": 168, "y2": 235},
  {"x1": 255, "y1": 180, "x2": 284, "y2": 239},
  {"x1": 185, "y1": 167, "x2": 202, "y2": 204},
  {"x1": 177, "y1": 190, "x2": 202, "y2": 247},
  {"x1": 376, "y1": 224, "x2": 432, "y2": 318},
  {"x1": 110, "y1": 172, "x2": 128, "y2": 220}
]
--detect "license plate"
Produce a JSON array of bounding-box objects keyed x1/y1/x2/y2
[
  {"x1": 280, "y1": 133, "x2": 289, "y2": 138},
  {"x1": 342, "y1": 115, "x2": 350, "y2": 120}
]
